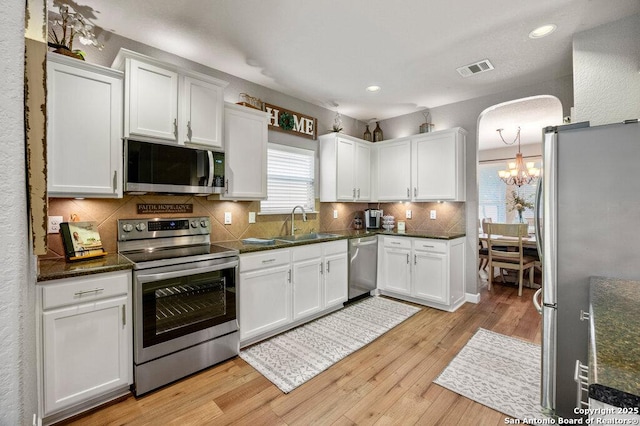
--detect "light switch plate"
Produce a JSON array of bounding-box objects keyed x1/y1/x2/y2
[
  {"x1": 333, "y1": 210, "x2": 338, "y2": 219},
  {"x1": 48, "y1": 216, "x2": 63, "y2": 234},
  {"x1": 224, "y1": 212, "x2": 232, "y2": 225},
  {"x1": 406, "y1": 210, "x2": 412, "y2": 219},
  {"x1": 248, "y1": 212, "x2": 256, "y2": 224},
  {"x1": 430, "y1": 210, "x2": 437, "y2": 220}
]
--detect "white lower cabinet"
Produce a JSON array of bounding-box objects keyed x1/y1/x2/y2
[
  {"x1": 239, "y1": 240, "x2": 348, "y2": 346},
  {"x1": 38, "y1": 270, "x2": 132, "y2": 424},
  {"x1": 378, "y1": 236, "x2": 465, "y2": 312}
]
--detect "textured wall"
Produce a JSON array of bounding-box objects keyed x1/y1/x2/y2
[{"x1": 573, "y1": 13, "x2": 640, "y2": 125}]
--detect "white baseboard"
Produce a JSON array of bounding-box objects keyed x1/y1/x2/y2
[{"x1": 465, "y1": 292, "x2": 481, "y2": 304}]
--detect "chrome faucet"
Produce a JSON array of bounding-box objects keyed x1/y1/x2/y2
[{"x1": 290, "y1": 205, "x2": 307, "y2": 236}]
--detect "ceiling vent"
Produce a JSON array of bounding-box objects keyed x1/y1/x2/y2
[{"x1": 456, "y1": 59, "x2": 494, "y2": 77}]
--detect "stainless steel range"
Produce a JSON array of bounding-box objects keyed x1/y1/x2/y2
[{"x1": 117, "y1": 216, "x2": 239, "y2": 396}]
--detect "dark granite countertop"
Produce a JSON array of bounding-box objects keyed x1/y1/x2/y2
[
  {"x1": 215, "y1": 229, "x2": 466, "y2": 254},
  {"x1": 38, "y1": 253, "x2": 134, "y2": 282},
  {"x1": 589, "y1": 276, "x2": 640, "y2": 408}
]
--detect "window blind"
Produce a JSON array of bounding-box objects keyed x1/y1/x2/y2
[{"x1": 260, "y1": 144, "x2": 315, "y2": 214}]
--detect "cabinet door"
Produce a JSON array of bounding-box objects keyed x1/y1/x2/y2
[
  {"x1": 126, "y1": 58, "x2": 178, "y2": 141},
  {"x1": 43, "y1": 296, "x2": 129, "y2": 415},
  {"x1": 377, "y1": 140, "x2": 411, "y2": 201},
  {"x1": 413, "y1": 250, "x2": 448, "y2": 303},
  {"x1": 47, "y1": 57, "x2": 123, "y2": 198},
  {"x1": 239, "y1": 265, "x2": 290, "y2": 341},
  {"x1": 292, "y1": 258, "x2": 323, "y2": 320},
  {"x1": 224, "y1": 105, "x2": 268, "y2": 199},
  {"x1": 336, "y1": 138, "x2": 356, "y2": 201},
  {"x1": 412, "y1": 133, "x2": 456, "y2": 200},
  {"x1": 181, "y1": 76, "x2": 224, "y2": 148},
  {"x1": 354, "y1": 142, "x2": 371, "y2": 201},
  {"x1": 324, "y1": 252, "x2": 348, "y2": 308},
  {"x1": 381, "y1": 247, "x2": 412, "y2": 295}
]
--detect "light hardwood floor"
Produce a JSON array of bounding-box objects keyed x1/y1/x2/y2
[{"x1": 62, "y1": 282, "x2": 541, "y2": 426}]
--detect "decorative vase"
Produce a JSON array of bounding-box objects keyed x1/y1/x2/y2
[
  {"x1": 363, "y1": 125, "x2": 372, "y2": 141},
  {"x1": 51, "y1": 45, "x2": 84, "y2": 61},
  {"x1": 373, "y1": 121, "x2": 383, "y2": 142},
  {"x1": 517, "y1": 211, "x2": 525, "y2": 223}
]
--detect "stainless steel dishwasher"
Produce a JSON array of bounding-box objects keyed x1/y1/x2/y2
[{"x1": 348, "y1": 235, "x2": 378, "y2": 300}]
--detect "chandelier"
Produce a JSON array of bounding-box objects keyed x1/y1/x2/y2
[{"x1": 496, "y1": 127, "x2": 540, "y2": 187}]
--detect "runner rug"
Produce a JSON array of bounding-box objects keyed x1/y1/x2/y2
[
  {"x1": 434, "y1": 328, "x2": 549, "y2": 421},
  {"x1": 239, "y1": 296, "x2": 420, "y2": 393}
]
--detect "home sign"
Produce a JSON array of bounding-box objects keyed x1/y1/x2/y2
[{"x1": 265, "y1": 103, "x2": 317, "y2": 140}]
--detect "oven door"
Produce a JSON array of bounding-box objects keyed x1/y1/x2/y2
[{"x1": 133, "y1": 257, "x2": 238, "y2": 364}]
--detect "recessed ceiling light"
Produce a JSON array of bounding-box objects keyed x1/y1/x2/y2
[
  {"x1": 366, "y1": 85, "x2": 381, "y2": 92},
  {"x1": 529, "y1": 24, "x2": 557, "y2": 39}
]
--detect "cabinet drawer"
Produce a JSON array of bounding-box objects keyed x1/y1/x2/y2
[
  {"x1": 384, "y1": 236, "x2": 411, "y2": 249},
  {"x1": 42, "y1": 271, "x2": 130, "y2": 310},
  {"x1": 240, "y1": 249, "x2": 290, "y2": 272},
  {"x1": 323, "y1": 239, "x2": 348, "y2": 256},
  {"x1": 413, "y1": 239, "x2": 447, "y2": 253},
  {"x1": 292, "y1": 244, "x2": 323, "y2": 262}
]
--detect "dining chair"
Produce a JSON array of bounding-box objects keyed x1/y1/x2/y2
[
  {"x1": 486, "y1": 222, "x2": 536, "y2": 296},
  {"x1": 478, "y1": 218, "x2": 492, "y2": 271}
]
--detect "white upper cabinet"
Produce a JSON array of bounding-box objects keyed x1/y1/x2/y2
[
  {"x1": 125, "y1": 58, "x2": 178, "y2": 141},
  {"x1": 411, "y1": 128, "x2": 466, "y2": 201},
  {"x1": 222, "y1": 103, "x2": 269, "y2": 200},
  {"x1": 113, "y1": 49, "x2": 228, "y2": 148},
  {"x1": 376, "y1": 138, "x2": 411, "y2": 201},
  {"x1": 180, "y1": 75, "x2": 224, "y2": 148},
  {"x1": 319, "y1": 133, "x2": 372, "y2": 202},
  {"x1": 47, "y1": 54, "x2": 123, "y2": 198}
]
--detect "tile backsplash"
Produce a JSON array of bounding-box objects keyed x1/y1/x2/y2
[{"x1": 44, "y1": 196, "x2": 465, "y2": 259}]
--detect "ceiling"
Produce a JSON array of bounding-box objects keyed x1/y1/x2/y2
[{"x1": 58, "y1": 0, "x2": 638, "y2": 136}]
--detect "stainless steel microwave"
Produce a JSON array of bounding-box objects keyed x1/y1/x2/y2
[{"x1": 124, "y1": 140, "x2": 225, "y2": 195}]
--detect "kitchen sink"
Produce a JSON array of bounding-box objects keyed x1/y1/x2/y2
[{"x1": 274, "y1": 233, "x2": 340, "y2": 243}]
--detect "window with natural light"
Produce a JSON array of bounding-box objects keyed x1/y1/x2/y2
[
  {"x1": 478, "y1": 159, "x2": 540, "y2": 225},
  {"x1": 260, "y1": 143, "x2": 315, "y2": 214}
]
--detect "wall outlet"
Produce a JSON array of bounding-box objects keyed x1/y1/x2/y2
[
  {"x1": 430, "y1": 210, "x2": 437, "y2": 220},
  {"x1": 248, "y1": 212, "x2": 256, "y2": 224},
  {"x1": 224, "y1": 212, "x2": 232, "y2": 225},
  {"x1": 333, "y1": 210, "x2": 338, "y2": 219},
  {"x1": 406, "y1": 210, "x2": 412, "y2": 219},
  {"x1": 47, "y1": 216, "x2": 63, "y2": 234}
]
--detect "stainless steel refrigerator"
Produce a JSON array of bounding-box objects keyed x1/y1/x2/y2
[{"x1": 535, "y1": 120, "x2": 640, "y2": 418}]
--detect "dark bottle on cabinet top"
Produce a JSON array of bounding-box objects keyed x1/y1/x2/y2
[
  {"x1": 363, "y1": 125, "x2": 372, "y2": 141},
  {"x1": 373, "y1": 122, "x2": 383, "y2": 142}
]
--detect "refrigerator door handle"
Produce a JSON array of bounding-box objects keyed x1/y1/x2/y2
[
  {"x1": 533, "y1": 288, "x2": 543, "y2": 314},
  {"x1": 534, "y1": 175, "x2": 543, "y2": 260}
]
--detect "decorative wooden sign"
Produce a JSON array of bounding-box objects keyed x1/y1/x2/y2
[
  {"x1": 137, "y1": 204, "x2": 194, "y2": 214},
  {"x1": 264, "y1": 103, "x2": 317, "y2": 140}
]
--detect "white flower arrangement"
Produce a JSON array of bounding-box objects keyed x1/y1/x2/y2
[{"x1": 48, "y1": 1, "x2": 104, "y2": 59}]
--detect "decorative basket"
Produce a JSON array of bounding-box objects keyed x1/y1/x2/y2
[{"x1": 237, "y1": 93, "x2": 264, "y2": 110}]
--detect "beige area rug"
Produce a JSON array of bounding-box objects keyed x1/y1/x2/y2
[
  {"x1": 240, "y1": 296, "x2": 420, "y2": 393},
  {"x1": 434, "y1": 328, "x2": 550, "y2": 421}
]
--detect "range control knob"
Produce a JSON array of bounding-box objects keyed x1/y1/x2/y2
[
  {"x1": 190, "y1": 220, "x2": 198, "y2": 228},
  {"x1": 135, "y1": 222, "x2": 147, "y2": 232},
  {"x1": 200, "y1": 219, "x2": 208, "y2": 228},
  {"x1": 122, "y1": 223, "x2": 134, "y2": 232}
]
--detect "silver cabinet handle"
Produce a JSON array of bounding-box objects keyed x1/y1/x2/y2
[
  {"x1": 326, "y1": 260, "x2": 330, "y2": 273},
  {"x1": 407, "y1": 188, "x2": 410, "y2": 197},
  {"x1": 74, "y1": 288, "x2": 104, "y2": 297},
  {"x1": 173, "y1": 118, "x2": 178, "y2": 139},
  {"x1": 113, "y1": 170, "x2": 118, "y2": 192},
  {"x1": 122, "y1": 305, "x2": 126, "y2": 327},
  {"x1": 353, "y1": 188, "x2": 356, "y2": 198},
  {"x1": 287, "y1": 269, "x2": 291, "y2": 283},
  {"x1": 357, "y1": 188, "x2": 360, "y2": 199},
  {"x1": 390, "y1": 241, "x2": 401, "y2": 245},
  {"x1": 261, "y1": 258, "x2": 276, "y2": 264},
  {"x1": 414, "y1": 187, "x2": 417, "y2": 197},
  {"x1": 406, "y1": 253, "x2": 410, "y2": 264},
  {"x1": 187, "y1": 120, "x2": 192, "y2": 140},
  {"x1": 320, "y1": 262, "x2": 324, "y2": 275},
  {"x1": 225, "y1": 179, "x2": 229, "y2": 194},
  {"x1": 414, "y1": 254, "x2": 417, "y2": 265}
]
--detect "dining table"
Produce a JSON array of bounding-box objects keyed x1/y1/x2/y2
[{"x1": 478, "y1": 233, "x2": 538, "y2": 250}]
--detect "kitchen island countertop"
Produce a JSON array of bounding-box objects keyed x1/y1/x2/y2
[{"x1": 589, "y1": 276, "x2": 640, "y2": 409}]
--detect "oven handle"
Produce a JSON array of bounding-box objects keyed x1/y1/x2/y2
[{"x1": 136, "y1": 260, "x2": 238, "y2": 284}]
